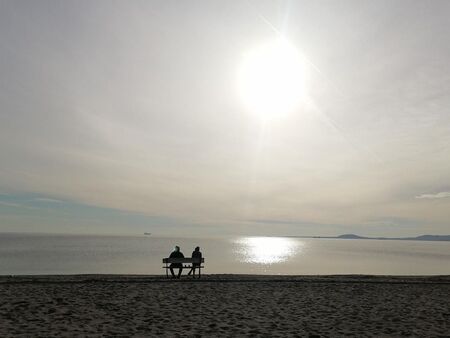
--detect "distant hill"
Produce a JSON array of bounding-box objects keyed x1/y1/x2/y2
[
  {"x1": 337, "y1": 234, "x2": 366, "y2": 239},
  {"x1": 408, "y1": 235, "x2": 450, "y2": 241},
  {"x1": 293, "y1": 234, "x2": 450, "y2": 242}
]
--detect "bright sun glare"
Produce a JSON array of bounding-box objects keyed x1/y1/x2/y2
[
  {"x1": 235, "y1": 237, "x2": 301, "y2": 264},
  {"x1": 238, "y1": 38, "x2": 307, "y2": 119}
]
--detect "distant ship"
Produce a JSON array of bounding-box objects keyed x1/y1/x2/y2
[{"x1": 143, "y1": 232, "x2": 151, "y2": 236}]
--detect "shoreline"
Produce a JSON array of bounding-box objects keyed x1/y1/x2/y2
[{"x1": 1, "y1": 274, "x2": 450, "y2": 284}]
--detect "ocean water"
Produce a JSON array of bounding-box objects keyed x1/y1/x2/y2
[{"x1": 0, "y1": 233, "x2": 449, "y2": 275}]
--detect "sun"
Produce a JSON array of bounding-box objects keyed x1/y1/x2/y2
[{"x1": 237, "y1": 38, "x2": 307, "y2": 119}]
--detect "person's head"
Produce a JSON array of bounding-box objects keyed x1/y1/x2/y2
[
  {"x1": 195, "y1": 246, "x2": 200, "y2": 251},
  {"x1": 174, "y1": 246, "x2": 180, "y2": 252}
]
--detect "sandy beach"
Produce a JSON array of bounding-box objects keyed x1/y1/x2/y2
[{"x1": 0, "y1": 275, "x2": 449, "y2": 337}]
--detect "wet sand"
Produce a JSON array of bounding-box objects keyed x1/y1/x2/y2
[{"x1": 0, "y1": 275, "x2": 449, "y2": 337}]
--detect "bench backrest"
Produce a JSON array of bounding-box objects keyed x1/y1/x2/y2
[{"x1": 162, "y1": 257, "x2": 204, "y2": 264}]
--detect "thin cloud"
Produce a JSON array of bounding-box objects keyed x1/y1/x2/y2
[
  {"x1": 0, "y1": 201, "x2": 23, "y2": 208},
  {"x1": 33, "y1": 198, "x2": 64, "y2": 203},
  {"x1": 416, "y1": 192, "x2": 450, "y2": 199},
  {"x1": 0, "y1": 201, "x2": 39, "y2": 210}
]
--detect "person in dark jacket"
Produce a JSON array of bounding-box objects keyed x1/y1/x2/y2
[
  {"x1": 187, "y1": 246, "x2": 202, "y2": 276},
  {"x1": 169, "y1": 246, "x2": 184, "y2": 278}
]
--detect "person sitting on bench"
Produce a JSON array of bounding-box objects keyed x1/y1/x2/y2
[
  {"x1": 169, "y1": 246, "x2": 184, "y2": 278},
  {"x1": 187, "y1": 246, "x2": 202, "y2": 276}
]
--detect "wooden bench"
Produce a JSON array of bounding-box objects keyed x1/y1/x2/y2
[{"x1": 162, "y1": 257, "x2": 205, "y2": 278}]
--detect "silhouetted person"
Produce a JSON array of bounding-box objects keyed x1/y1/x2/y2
[
  {"x1": 187, "y1": 246, "x2": 202, "y2": 277},
  {"x1": 169, "y1": 246, "x2": 184, "y2": 278}
]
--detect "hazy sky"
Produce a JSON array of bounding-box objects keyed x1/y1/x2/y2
[{"x1": 1, "y1": 0, "x2": 449, "y2": 236}]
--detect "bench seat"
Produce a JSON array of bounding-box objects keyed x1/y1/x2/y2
[{"x1": 162, "y1": 257, "x2": 204, "y2": 278}]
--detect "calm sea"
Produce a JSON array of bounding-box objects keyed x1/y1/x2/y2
[{"x1": 0, "y1": 233, "x2": 449, "y2": 275}]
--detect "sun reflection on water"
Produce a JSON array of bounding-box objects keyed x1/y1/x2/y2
[{"x1": 234, "y1": 237, "x2": 301, "y2": 264}]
